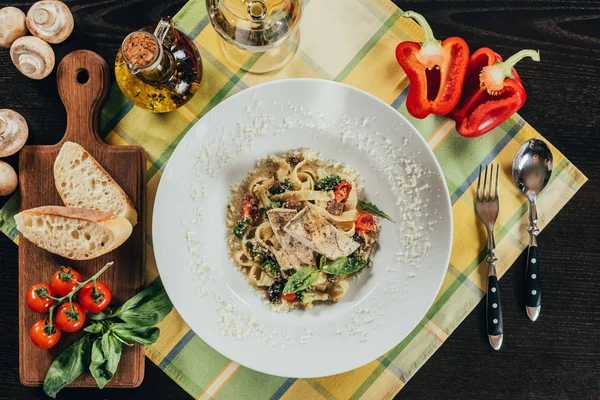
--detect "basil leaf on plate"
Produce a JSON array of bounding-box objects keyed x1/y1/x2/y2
[
  {"x1": 319, "y1": 254, "x2": 327, "y2": 269},
  {"x1": 43, "y1": 335, "x2": 92, "y2": 398},
  {"x1": 283, "y1": 267, "x2": 320, "y2": 294},
  {"x1": 321, "y1": 256, "x2": 367, "y2": 275},
  {"x1": 112, "y1": 278, "x2": 173, "y2": 327},
  {"x1": 110, "y1": 324, "x2": 160, "y2": 346},
  {"x1": 358, "y1": 200, "x2": 395, "y2": 222}
]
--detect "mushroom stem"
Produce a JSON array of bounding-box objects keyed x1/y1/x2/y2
[{"x1": 33, "y1": 8, "x2": 56, "y2": 27}]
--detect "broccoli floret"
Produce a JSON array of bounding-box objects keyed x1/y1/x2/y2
[
  {"x1": 268, "y1": 179, "x2": 291, "y2": 195},
  {"x1": 263, "y1": 201, "x2": 283, "y2": 217},
  {"x1": 346, "y1": 255, "x2": 367, "y2": 272},
  {"x1": 250, "y1": 244, "x2": 267, "y2": 262},
  {"x1": 261, "y1": 258, "x2": 282, "y2": 279},
  {"x1": 233, "y1": 217, "x2": 252, "y2": 238},
  {"x1": 297, "y1": 290, "x2": 325, "y2": 310},
  {"x1": 314, "y1": 175, "x2": 342, "y2": 191}
]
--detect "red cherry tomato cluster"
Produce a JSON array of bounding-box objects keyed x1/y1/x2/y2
[{"x1": 27, "y1": 266, "x2": 113, "y2": 350}]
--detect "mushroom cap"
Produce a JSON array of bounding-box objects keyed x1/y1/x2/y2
[
  {"x1": 0, "y1": 109, "x2": 29, "y2": 157},
  {"x1": 0, "y1": 160, "x2": 18, "y2": 196},
  {"x1": 10, "y1": 36, "x2": 55, "y2": 80},
  {"x1": 26, "y1": 0, "x2": 74, "y2": 44},
  {"x1": 0, "y1": 7, "x2": 27, "y2": 48}
]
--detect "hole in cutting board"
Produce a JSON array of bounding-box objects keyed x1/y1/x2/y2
[{"x1": 76, "y1": 69, "x2": 89, "y2": 84}]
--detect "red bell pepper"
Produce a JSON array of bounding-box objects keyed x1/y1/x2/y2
[
  {"x1": 450, "y1": 48, "x2": 540, "y2": 137},
  {"x1": 395, "y1": 11, "x2": 469, "y2": 119}
]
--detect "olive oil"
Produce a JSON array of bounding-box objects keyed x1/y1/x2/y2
[{"x1": 115, "y1": 17, "x2": 203, "y2": 113}]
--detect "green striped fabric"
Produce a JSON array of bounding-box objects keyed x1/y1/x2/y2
[{"x1": 0, "y1": 0, "x2": 586, "y2": 398}]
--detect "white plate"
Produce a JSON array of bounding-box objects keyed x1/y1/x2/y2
[{"x1": 153, "y1": 79, "x2": 452, "y2": 378}]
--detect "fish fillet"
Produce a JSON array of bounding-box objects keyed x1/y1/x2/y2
[
  {"x1": 284, "y1": 207, "x2": 359, "y2": 259},
  {"x1": 267, "y1": 208, "x2": 315, "y2": 270}
]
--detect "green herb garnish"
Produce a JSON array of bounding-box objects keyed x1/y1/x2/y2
[
  {"x1": 283, "y1": 267, "x2": 320, "y2": 294},
  {"x1": 233, "y1": 216, "x2": 252, "y2": 238},
  {"x1": 314, "y1": 175, "x2": 342, "y2": 191},
  {"x1": 269, "y1": 178, "x2": 291, "y2": 195},
  {"x1": 320, "y1": 255, "x2": 366, "y2": 275},
  {"x1": 358, "y1": 200, "x2": 395, "y2": 222},
  {"x1": 261, "y1": 258, "x2": 282, "y2": 279}
]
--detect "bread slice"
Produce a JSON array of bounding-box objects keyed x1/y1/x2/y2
[
  {"x1": 54, "y1": 141, "x2": 138, "y2": 226},
  {"x1": 14, "y1": 206, "x2": 132, "y2": 260}
]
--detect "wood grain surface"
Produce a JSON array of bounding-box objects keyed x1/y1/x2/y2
[
  {"x1": 17, "y1": 50, "x2": 146, "y2": 388},
  {"x1": 0, "y1": 0, "x2": 598, "y2": 399}
]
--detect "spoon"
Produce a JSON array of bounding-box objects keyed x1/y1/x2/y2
[{"x1": 512, "y1": 138, "x2": 553, "y2": 321}]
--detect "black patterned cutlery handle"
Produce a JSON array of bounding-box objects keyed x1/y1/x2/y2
[{"x1": 525, "y1": 245, "x2": 541, "y2": 321}]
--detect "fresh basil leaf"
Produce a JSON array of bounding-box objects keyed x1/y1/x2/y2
[
  {"x1": 321, "y1": 256, "x2": 348, "y2": 274},
  {"x1": 283, "y1": 267, "x2": 320, "y2": 294},
  {"x1": 89, "y1": 334, "x2": 122, "y2": 389},
  {"x1": 358, "y1": 200, "x2": 395, "y2": 222},
  {"x1": 89, "y1": 338, "x2": 110, "y2": 389},
  {"x1": 87, "y1": 309, "x2": 112, "y2": 321},
  {"x1": 43, "y1": 335, "x2": 92, "y2": 398},
  {"x1": 112, "y1": 278, "x2": 173, "y2": 327},
  {"x1": 84, "y1": 323, "x2": 105, "y2": 334},
  {"x1": 102, "y1": 333, "x2": 122, "y2": 375},
  {"x1": 322, "y1": 256, "x2": 366, "y2": 275},
  {"x1": 319, "y1": 254, "x2": 327, "y2": 269},
  {"x1": 110, "y1": 324, "x2": 160, "y2": 346}
]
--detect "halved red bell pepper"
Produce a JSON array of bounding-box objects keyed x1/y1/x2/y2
[
  {"x1": 450, "y1": 48, "x2": 540, "y2": 137},
  {"x1": 396, "y1": 11, "x2": 469, "y2": 119}
]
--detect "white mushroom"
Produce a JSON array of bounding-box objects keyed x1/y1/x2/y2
[
  {"x1": 0, "y1": 161, "x2": 18, "y2": 196},
  {"x1": 0, "y1": 7, "x2": 28, "y2": 48},
  {"x1": 10, "y1": 36, "x2": 55, "y2": 80},
  {"x1": 0, "y1": 109, "x2": 29, "y2": 157},
  {"x1": 26, "y1": 0, "x2": 74, "y2": 44}
]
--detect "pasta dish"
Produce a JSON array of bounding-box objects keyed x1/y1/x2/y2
[{"x1": 226, "y1": 150, "x2": 391, "y2": 309}]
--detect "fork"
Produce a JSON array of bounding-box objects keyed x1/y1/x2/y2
[{"x1": 475, "y1": 164, "x2": 503, "y2": 350}]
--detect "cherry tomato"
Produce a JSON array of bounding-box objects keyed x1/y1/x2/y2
[
  {"x1": 355, "y1": 213, "x2": 376, "y2": 233},
  {"x1": 79, "y1": 281, "x2": 112, "y2": 313},
  {"x1": 55, "y1": 302, "x2": 86, "y2": 332},
  {"x1": 333, "y1": 180, "x2": 352, "y2": 202},
  {"x1": 51, "y1": 267, "x2": 82, "y2": 296},
  {"x1": 26, "y1": 283, "x2": 56, "y2": 313},
  {"x1": 282, "y1": 293, "x2": 297, "y2": 301},
  {"x1": 30, "y1": 319, "x2": 61, "y2": 349}
]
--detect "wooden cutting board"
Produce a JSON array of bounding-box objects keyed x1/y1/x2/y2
[{"x1": 18, "y1": 50, "x2": 146, "y2": 388}]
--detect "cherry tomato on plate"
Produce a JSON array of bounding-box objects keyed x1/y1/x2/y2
[
  {"x1": 55, "y1": 302, "x2": 86, "y2": 332},
  {"x1": 282, "y1": 293, "x2": 297, "y2": 301},
  {"x1": 51, "y1": 267, "x2": 82, "y2": 296},
  {"x1": 26, "y1": 283, "x2": 56, "y2": 313},
  {"x1": 30, "y1": 319, "x2": 61, "y2": 349},
  {"x1": 333, "y1": 180, "x2": 352, "y2": 202},
  {"x1": 355, "y1": 213, "x2": 376, "y2": 233},
  {"x1": 79, "y1": 281, "x2": 112, "y2": 313}
]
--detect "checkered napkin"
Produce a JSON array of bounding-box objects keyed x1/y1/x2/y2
[{"x1": 0, "y1": 0, "x2": 586, "y2": 398}]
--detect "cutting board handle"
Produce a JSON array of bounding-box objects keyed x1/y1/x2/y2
[{"x1": 57, "y1": 50, "x2": 110, "y2": 148}]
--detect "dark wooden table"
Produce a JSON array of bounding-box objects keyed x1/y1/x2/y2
[{"x1": 0, "y1": 1, "x2": 598, "y2": 399}]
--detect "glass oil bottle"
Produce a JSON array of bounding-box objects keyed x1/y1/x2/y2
[{"x1": 115, "y1": 17, "x2": 203, "y2": 113}]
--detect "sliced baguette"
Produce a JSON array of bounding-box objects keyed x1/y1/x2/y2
[
  {"x1": 54, "y1": 141, "x2": 138, "y2": 226},
  {"x1": 14, "y1": 206, "x2": 132, "y2": 260}
]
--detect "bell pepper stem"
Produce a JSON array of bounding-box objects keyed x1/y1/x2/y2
[
  {"x1": 498, "y1": 49, "x2": 540, "y2": 78},
  {"x1": 402, "y1": 11, "x2": 438, "y2": 45}
]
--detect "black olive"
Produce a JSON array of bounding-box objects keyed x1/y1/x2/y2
[
  {"x1": 352, "y1": 233, "x2": 364, "y2": 243},
  {"x1": 268, "y1": 280, "x2": 286, "y2": 303}
]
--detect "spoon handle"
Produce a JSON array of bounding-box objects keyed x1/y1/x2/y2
[{"x1": 525, "y1": 245, "x2": 541, "y2": 320}]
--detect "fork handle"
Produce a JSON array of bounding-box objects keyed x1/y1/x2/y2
[
  {"x1": 525, "y1": 245, "x2": 541, "y2": 320},
  {"x1": 487, "y1": 275, "x2": 503, "y2": 340}
]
